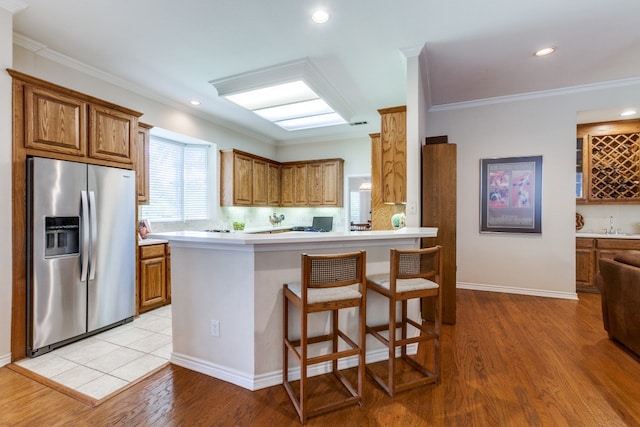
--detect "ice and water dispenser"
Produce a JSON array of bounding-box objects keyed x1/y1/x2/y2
[{"x1": 44, "y1": 216, "x2": 80, "y2": 258}]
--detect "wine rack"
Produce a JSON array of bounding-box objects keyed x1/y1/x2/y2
[{"x1": 589, "y1": 132, "x2": 640, "y2": 200}]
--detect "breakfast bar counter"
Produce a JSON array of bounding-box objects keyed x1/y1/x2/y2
[{"x1": 151, "y1": 227, "x2": 437, "y2": 390}]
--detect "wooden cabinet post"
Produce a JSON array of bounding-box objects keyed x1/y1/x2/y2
[
  {"x1": 379, "y1": 106, "x2": 407, "y2": 204},
  {"x1": 421, "y1": 141, "x2": 457, "y2": 325},
  {"x1": 136, "y1": 122, "x2": 152, "y2": 204}
]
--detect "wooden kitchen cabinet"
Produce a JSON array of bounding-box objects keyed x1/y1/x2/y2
[
  {"x1": 220, "y1": 149, "x2": 279, "y2": 206},
  {"x1": 280, "y1": 159, "x2": 343, "y2": 207},
  {"x1": 252, "y1": 157, "x2": 269, "y2": 205},
  {"x1": 280, "y1": 164, "x2": 295, "y2": 206},
  {"x1": 12, "y1": 69, "x2": 141, "y2": 168},
  {"x1": 136, "y1": 122, "x2": 152, "y2": 204},
  {"x1": 576, "y1": 238, "x2": 596, "y2": 292},
  {"x1": 24, "y1": 84, "x2": 88, "y2": 157},
  {"x1": 139, "y1": 242, "x2": 171, "y2": 313},
  {"x1": 379, "y1": 106, "x2": 407, "y2": 204},
  {"x1": 280, "y1": 162, "x2": 307, "y2": 206},
  {"x1": 316, "y1": 159, "x2": 343, "y2": 206},
  {"x1": 576, "y1": 237, "x2": 640, "y2": 292},
  {"x1": 88, "y1": 104, "x2": 137, "y2": 165},
  {"x1": 293, "y1": 163, "x2": 308, "y2": 205},
  {"x1": 224, "y1": 150, "x2": 344, "y2": 207},
  {"x1": 308, "y1": 162, "x2": 322, "y2": 205},
  {"x1": 267, "y1": 162, "x2": 281, "y2": 205}
]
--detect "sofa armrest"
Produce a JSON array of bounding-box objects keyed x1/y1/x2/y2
[{"x1": 613, "y1": 250, "x2": 640, "y2": 268}]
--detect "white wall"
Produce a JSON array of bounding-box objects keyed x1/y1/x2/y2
[
  {"x1": 275, "y1": 136, "x2": 371, "y2": 178},
  {"x1": 0, "y1": 6, "x2": 14, "y2": 366},
  {"x1": 423, "y1": 83, "x2": 640, "y2": 297}
]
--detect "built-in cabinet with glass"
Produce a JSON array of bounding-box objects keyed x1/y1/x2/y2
[{"x1": 577, "y1": 119, "x2": 640, "y2": 204}]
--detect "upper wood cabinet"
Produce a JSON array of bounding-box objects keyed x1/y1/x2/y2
[
  {"x1": 322, "y1": 160, "x2": 343, "y2": 205},
  {"x1": 281, "y1": 159, "x2": 344, "y2": 207},
  {"x1": 89, "y1": 104, "x2": 137, "y2": 165},
  {"x1": 267, "y1": 162, "x2": 281, "y2": 206},
  {"x1": 24, "y1": 84, "x2": 87, "y2": 157},
  {"x1": 281, "y1": 164, "x2": 295, "y2": 206},
  {"x1": 379, "y1": 106, "x2": 407, "y2": 204},
  {"x1": 293, "y1": 163, "x2": 309, "y2": 206},
  {"x1": 10, "y1": 69, "x2": 142, "y2": 169},
  {"x1": 221, "y1": 149, "x2": 343, "y2": 207},
  {"x1": 577, "y1": 119, "x2": 640, "y2": 204},
  {"x1": 136, "y1": 123, "x2": 152, "y2": 204},
  {"x1": 252, "y1": 157, "x2": 269, "y2": 205},
  {"x1": 220, "y1": 149, "x2": 280, "y2": 206}
]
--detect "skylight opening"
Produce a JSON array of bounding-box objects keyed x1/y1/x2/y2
[
  {"x1": 223, "y1": 80, "x2": 346, "y2": 131},
  {"x1": 209, "y1": 59, "x2": 351, "y2": 132}
]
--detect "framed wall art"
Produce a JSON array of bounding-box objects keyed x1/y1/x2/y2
[{"x1": 480, "y1": 155, "x2": 542, "y2": 234}]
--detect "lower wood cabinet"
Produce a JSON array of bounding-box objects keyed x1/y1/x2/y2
[
  {"x1": 138, "y1": 242, "x2": 171, "y2": 313},
  {"x1": 576, "y1": 238, "x2": 596, "y2": 292},
  {"x1": 576, "y1": 237, "x2": 640, "y2": 292}
]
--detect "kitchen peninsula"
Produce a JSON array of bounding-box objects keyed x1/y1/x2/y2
[{"x1": 151, "y1": 227, "x2": 437, "y2": 390}]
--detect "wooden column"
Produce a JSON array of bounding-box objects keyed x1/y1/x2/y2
[
  {"x1": 422, "y1": 141, "x2": 457, "y2": 324},
  {"x1": 370, "y1": 133, "x2": 399, "y2": 230}
]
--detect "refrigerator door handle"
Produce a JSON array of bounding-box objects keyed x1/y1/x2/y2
[
  {"x1": 80, "y1": 190, "x2": 90, "y2": 281},
  {"x1": 88, "y1": 191, "x2": 98, "y2": 280}
]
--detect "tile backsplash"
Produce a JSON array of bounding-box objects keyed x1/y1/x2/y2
[
  {"x1": 142, "y1": 207, "x2": 345, "y2": 233},
  {"x1": 577, "y1": 204, "x2": 640, "y2": 234}
]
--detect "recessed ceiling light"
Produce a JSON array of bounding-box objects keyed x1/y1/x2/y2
[
  {"x1": 189, "y1": 100, "x2": 201, "y2": 106},
  {"x1": 312, "y1": 10, "x2": 329, "y2": 24},
  {"x1": 621, "y1": 109, "x2": 637, "y2": 117},
  {"x1": 534, "y1": 47, "x2": 556, "y2": 57}
]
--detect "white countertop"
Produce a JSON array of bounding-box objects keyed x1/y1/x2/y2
[
  {"x1": 150, "y1": 227, "x2": 438, "y2": 246},
  {"x1": 576, "y1": 232, "x2": 640, "y2": 239},
  {"x1": 138, "y1": 237, "x2": 169, "y2": 246}
]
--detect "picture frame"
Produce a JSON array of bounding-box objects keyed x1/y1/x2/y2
[{"x1": 480, "y1": 155, "x2": 542, "y2": 234}]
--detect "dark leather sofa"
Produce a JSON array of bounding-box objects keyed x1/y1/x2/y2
[{"x1": 596, "y1": 250, "x2": 640, "y2": 358}]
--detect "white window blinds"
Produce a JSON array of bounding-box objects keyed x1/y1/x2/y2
[{"x1": 140, "y1": 137, "x2": 209, "y2": 222}]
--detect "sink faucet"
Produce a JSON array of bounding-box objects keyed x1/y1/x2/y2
[{"x1": 608, "y1": 216, "x2": 617, "y2": 235}]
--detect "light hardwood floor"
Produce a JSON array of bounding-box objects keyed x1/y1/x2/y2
[{"x1": 1, "y1": 289, "x2": 639, "y2": 426}]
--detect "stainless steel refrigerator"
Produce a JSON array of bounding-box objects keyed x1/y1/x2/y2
[{"x1": 27, "y1": 157, "x2": 136, "y2": 357}]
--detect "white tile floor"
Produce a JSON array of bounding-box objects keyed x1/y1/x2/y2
[{"x1": 16, "y1": 305, "x2": 172, "y2": 401}]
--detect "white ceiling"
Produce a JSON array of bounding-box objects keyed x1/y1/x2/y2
[{"x1": 11, "y1": 0, "x2": 640, "y2": 143}]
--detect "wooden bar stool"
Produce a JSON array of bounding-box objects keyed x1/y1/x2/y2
[
  {"x1": 283, "y1": 251, "x2": 367, "y2": 423},
  {"x1": 365, "y1": 246, "x2": 442, "y2": 397}
]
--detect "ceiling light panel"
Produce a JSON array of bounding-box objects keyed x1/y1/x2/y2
[
  {"x1": 225, "y1": 81, "x2": 318, "y2": 110},
  {"x1": 277, "y1": 113, "x2": 346, "y2": 131},
  {"x1": 254, "y1": 98, "x2": 333, "y2": 121},
  {"x1": 209, "y1": 59, "x2": 353, "y2": 132}
]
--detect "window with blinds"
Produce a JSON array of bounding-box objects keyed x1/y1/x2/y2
[{"x1": 140, "y1": 136, "x2": 210, "y2": 222}]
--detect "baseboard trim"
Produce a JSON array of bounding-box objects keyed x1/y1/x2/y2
[
  {"x1": 171, "y1": 344, "x2": 417, "y2": 391},
  {"x1": 0, "y1": 353, "x2": 11, "y2": 367},
  {"x1": 457, "y1": 282, "x2": 578, "y2": 300}
]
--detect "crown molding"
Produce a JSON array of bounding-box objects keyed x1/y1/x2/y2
[
  {"x1": 430, "y1": 75, "x2": 640, "y2": 112},
  {"x1": 12, "y1": 32, "x2": 276, "y2": 145},
  {"x1": 0, "y1": 0, "x2": 27, "y2": 14}
]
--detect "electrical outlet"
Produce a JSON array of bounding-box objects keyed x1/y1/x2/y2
[
  {"x1": 407, "y1": 200, "x2": 417, "y2": 215},
  {"x1": 210, "y1": 319, "x2": 220, "y2": 337}
]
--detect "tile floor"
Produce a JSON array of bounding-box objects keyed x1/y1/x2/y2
[{"x1": 15, "y1": 305, "x2": 172, "y2": 401}]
